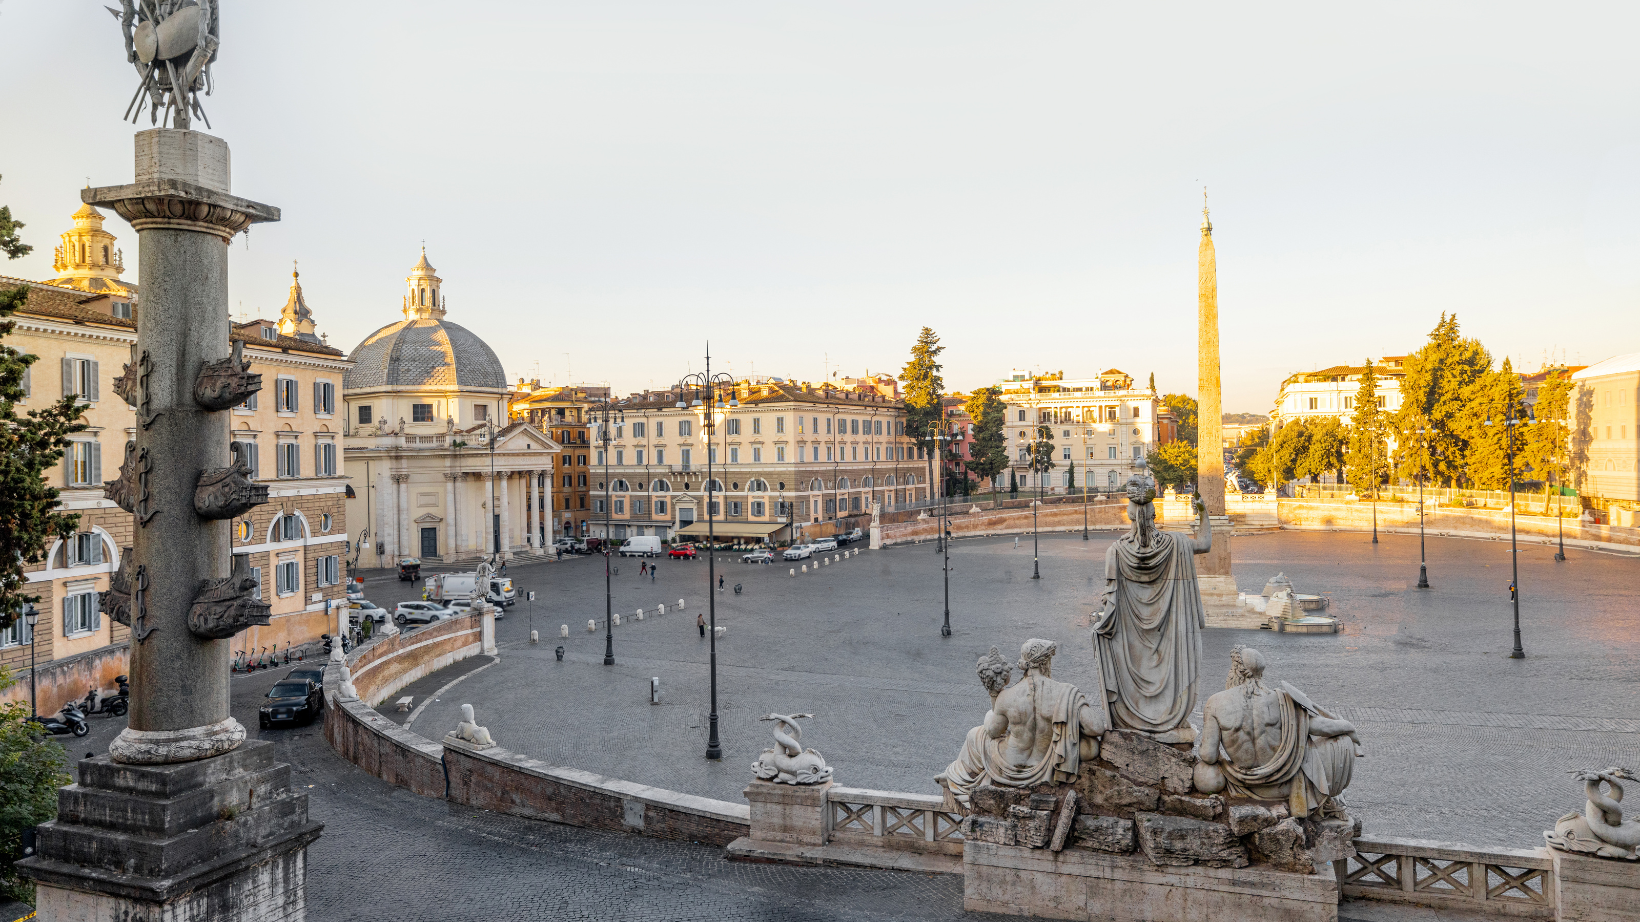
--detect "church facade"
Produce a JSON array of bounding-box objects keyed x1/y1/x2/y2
[{"x1": 342, "y1": 252, "x2": 560, "y2": 568}]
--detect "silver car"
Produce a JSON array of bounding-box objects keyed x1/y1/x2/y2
[
  {"x1": 393, "y1": 601, "x2": 454, "y2": 625},
  {"x1": 782, "y1": 545, "x2": 813, "y2": 561}
]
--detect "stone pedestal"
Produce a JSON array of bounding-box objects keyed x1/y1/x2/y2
[
  {"x1": 1553, "y1": 850, "x2": 1640, "y2": 922},
  {"x1": 744, "y1": 780, "x2": 831, "y2": 846},
  {"x1": 965, "y1": 840, "x2": 1338, "y2": 922},
  {"x1": 18, "y1": 742, "x2": 321, "y2": 921},
  {"x1": 480, "y1": 603, "x2": 498, "y2": 655},
  {"x1": 869, "y1": 525, "x2": 882, "y2": 550}
]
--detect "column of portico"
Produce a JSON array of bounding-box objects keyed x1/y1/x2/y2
[
  {"x1": 525, "y1": 470, "x2": 538, "y2": 548},
  {"x1": 393, "y1": 474, "x2": 410, "y2": 561},
  {"x1": 375, "y1": 468, "x2": 391, "y2": 563},
  {"x1": 444, "y1": 473, "x2": 459, "y2": 559},
  {"x1": 499, "y1": 471, "x2": 512, "y2": 558}
]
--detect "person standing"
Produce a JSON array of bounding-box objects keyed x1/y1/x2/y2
[
  {"x1": 640, "y1": 561, "x2": 648, "y2": 577},
  {"x1": 697, "y1": 611, "x2": 706, "y2": 638},
  {"x1": 650, "y1": 564, "x2": 657, "y2": 582},
  {"x1": 717, "y1": 574, "x2": 725, "y2": 591}
]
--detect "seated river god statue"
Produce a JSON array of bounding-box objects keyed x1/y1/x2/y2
[
  {"x1": 937, "y1": 639, "x2": 1108, "y2": 810},
  {"x1": 1091, "y1": 475, "x2": 1209, "y2": 743},
  {"x1": 1195, "y1": 646, "x2": 1363, "y2": 818}
]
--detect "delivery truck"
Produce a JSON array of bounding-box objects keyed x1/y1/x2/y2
[{"x1": 423, "y1": 572, "x2": 517, "y2": 609}]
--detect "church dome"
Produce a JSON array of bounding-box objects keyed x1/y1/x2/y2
[{"x1": 343, "y1": 251, "x2": 507, "y2": 391}]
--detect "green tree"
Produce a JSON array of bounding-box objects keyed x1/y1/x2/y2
[
  {"x1": 1460, "y1": 358, "x2": 1529, "y2": 491},
  {"x1": 0, "y1": 188, "x2": 89, "y2": 631},
  {"x1": 1, "y1": 666, "x2": 72, "y2": 903},
  {"x1": 1232, "y1": 426, "x2": 1270, "y2": 489},
  {"x1": 1008, "y1": 469, "x2": 1018, "y2": 498},
  {"x1": 1066, "y1": 460, "x2": 1076, "y2": 492},
  {"x1": 1298, "y1": 417, "x2": 1347, "y2": 485},
  {"x1": 1346, "y1": 360, "x2": 1389, "y2": 498},
  {"x1": 1147, "y1": 440, "x2": 1198, "y2": 491},
  {"x1": 1027, "y1": 424, "x2": 1057, "y2": 490},
  {"x1": 1162, "y1": 393, "x2": 1199, "y2": 445},
  {"x1": 1525, "y1": 367, "x2": 1574, "y2": 512},
  {"x1": 1391, "y1": 314, "x2": 1492, "y2": 486},
  {"x1": 963, "y1": 386, "x2": 1009, "y2": 497},
  {"x1": 900, "y1": 326, "x2": 945, "y2": 458},
  {"x1": 1263, "y1": 419, "x2": 1313, "y2": 490}
]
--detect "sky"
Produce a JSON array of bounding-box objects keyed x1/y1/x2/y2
[{"x1": 4, "y1": 2, "x2": 1639, "y2": 413}]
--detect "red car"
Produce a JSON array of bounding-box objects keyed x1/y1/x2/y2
[{"x1": 668, "y1": 544, "x2": 697, "y2": 559}]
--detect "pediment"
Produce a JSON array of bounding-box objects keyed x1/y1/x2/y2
[{"x1": 414, "y1": 513, "x2": 444, "y2": 523}]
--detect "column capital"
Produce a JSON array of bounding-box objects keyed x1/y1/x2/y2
[
  {"x1": 85, "y1": 180, "x2": 280, "y2": 244},
  {"x1": 391, "y1": 473, "x2": 411, "y2": 484}
]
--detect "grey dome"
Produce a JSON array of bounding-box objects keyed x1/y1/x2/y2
[{"x1": 344, "y1": 318, "x2": 507, "y2": 390}]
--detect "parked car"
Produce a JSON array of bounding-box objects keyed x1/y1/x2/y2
[
  {"x1": 812, "y1": 537, "x2": 838, "y2": 553},
  {"x1": 741, "y1": 549, "x2": 775, "y2": 564},
  {"x1": 394, "y1": 601, "x2": 454, "y2": 625},
  {"x1": 258, "y1": 679, "x2": 323, "y2": 728},
  {"x1": 397, "y1": 558, "x2": 422, "y2": 581},
  {"x1": 782, "y1": 544, "x2": 813, "y2": 561},
  {"x1": 348, "y1": 600, "x2": 387, "y2": 625},
  {"x1": 553, "y1": 537, "x2": 579, "y2": 554},
  {"x1": 620, "y1": 536, "x2": 664, "y2": 557},
  {"x1": 345, "y1": 583, "x2": 365, "y2": 601},
  {"x1": 284, "y1": 667, "x2": 325, "y2": 687},
  {"x1": 845, "y1": 528, "x2": 864, "y2": 544},
  {"x1": 668, "y1": 544, "x2": 697, "y2": 559}
]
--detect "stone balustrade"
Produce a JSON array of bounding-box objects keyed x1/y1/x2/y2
[
  {"x1": 825, "y1": 786, "x2": 965, "y2": 856},
  {"x1": 1342, "y1": 837, "x2": 1555, "y2": 919}
]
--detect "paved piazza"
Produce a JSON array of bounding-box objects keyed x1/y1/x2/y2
[{"x1": 370, "y1": 529, "x2": 1640, "y2": 853}]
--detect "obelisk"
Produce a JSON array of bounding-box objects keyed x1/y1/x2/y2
[{"x1": 1195, "y1": 194, "x2": 1239, "y2": 618}]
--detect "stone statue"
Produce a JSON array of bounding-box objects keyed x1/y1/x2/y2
[
  {"x1": 397, "y1": 417, "x2": 407, "y2": 435},
  {"x1": 445, "y1": 703, "x2": 495, "y2": 749},
  {"x1": 1092, "y1": 475, "x2": 1208, "y2": 742},
  {"x1": 1546, "y1": 768, "x2": 1640, "y2": 860},
  {"x1": 870, "y1": 500, "x2": 881, "y2": 527},
  {"x1": 751, "y1": 714, "x2": 833, "y2": 784},
  {"x1": 336, "y1": 665, "x2": 358, "y2": 701},
  {"x1": 937, "y1": 647, "x2": 1014, "y2": 809},
  {"x1": 938, "y1": 640, "x2": 1106, "y2": 806},
  {"x1": 109, "y1": 0, "x2": 220, "y2": 129},
  {"x1": 446, "y1": 415, "x2": 455, "y2": 434},
  {"x1": 473, "y1": 560, "x2": 493, "y2": 603},
  {"x1": 1195, "y1": 646, "x2": 1362, "y2": 819}
]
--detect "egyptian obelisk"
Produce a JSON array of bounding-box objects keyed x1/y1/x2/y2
[{"x1": 1195, "y1": 194, "x2": 1239, "y2": 618}]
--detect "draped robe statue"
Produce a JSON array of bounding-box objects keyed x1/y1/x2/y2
[
  {"x1": 1092, "y1": 476, "x2": 1207, "y2": 742},
  {"x1": 1195, "y1": 646, "x2": 1363, "y2": 818}
]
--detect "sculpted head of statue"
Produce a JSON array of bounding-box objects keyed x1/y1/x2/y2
[
  {"x1": 1227, "y1": 645, "x2": 1268, "y2": 696},
  {"x1": 1123, "y1": 475, "x2": 1160, "y2": 544},
  {"x1": 1017, "y1": 638, "x2": 1058, "y2": 676},
  {"x1": 976, "y1": 646, "x2": 1013, "y2": 697},
  {"x1": 1124, "y1": 475, "x2": 1156, "y2": 506}
]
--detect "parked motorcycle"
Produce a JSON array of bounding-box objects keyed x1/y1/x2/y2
[
  {"x1": 30, "y1": 703, "x2": 89, "y2": 738},
  {"x1": 79, "y1": 675, "x2": 129, "y2": 718}
]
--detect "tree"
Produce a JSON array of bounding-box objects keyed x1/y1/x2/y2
[
  {"x1": 1525, "y1": 367, "x2": 1574, "y2": 512},
  {"x1": 1299, "y1": 417, "x2": 1347, "y2": 485},
  {"x1": 1027, "y1": 424, "x2": 1056, "y2": 490},
  {"x1": 1066, "y1": 460, "x2": 1076, "y2": 492},
  {"x1": 1147, "y1": 440, "x2": 1198, "y2": 492},
  {"x1": 1233, "y1": 426, "x2": 1270, "y2": 489},
  {"x1": 1263, "y1": 419, "x2": 1313, "y2": 490},
  {"x1": 1, "y1": 667, "x2": 72, "y2": 903},
  {"x1": 1161, "y1": 393, "x2": 1198, "y2": 446},
  {"x1": 0, "y1": 191, "x2": 88, "y2": 631},
  {"x1": 1391, "y1": 314, "x2": 1491, "y2": 487},
  {"x1": 900, "y1": 327, "x2": 945, "y2": 457},
  {"x1": 1460, "y1": 358, "x2": 1529, "y2": 491},
  {"x1": 1346, "y1": 360, "x2": 1389, "y2": 498},
  {"x1": 1008, "y1": 469, "x2": 1018, "y2": 498},
  {"x1": 963, "y1": 386, "x2": 1009, "y2": 497}
]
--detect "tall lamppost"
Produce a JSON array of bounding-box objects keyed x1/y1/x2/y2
[
  {"x1": 929, "y1": 424, "x2": 952, "y2": 636},
  {"x1": 1486, "y1": 399, "x2": 1531, "y2": 659},
  {"x1": 676, "y1": 351, "x2": 737, "y2": 760},
  {"x1": 1415, "y1": 424, "x2": 1431, "y2": 589},
  {"x1": 1554, "y1": 466, "x2": 1567, "y2": 562},
  {"x1": 591, "y1": 397, "x2": 627, "y2": 666},
  {"x1": 24, "y1": 604, "x2": 39, "y2": 717},
  {"x1": 485, "y1": 416, "x2": 501, "y2": 563},
  {"x1": 1029, "y1": 423, "x2": 1051, "y2": 579}
]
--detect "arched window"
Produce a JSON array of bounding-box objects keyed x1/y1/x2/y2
[
  {"x1": 650, "y1": 479, "x2": 670, "y2": 492},
  {"x1": 905, "y1": 474, "x2": 917, "y2": 485},
  {"x1": 838, "y1": 477, "x2": 850, "y2": 490},
  {"x1": 708, "y1": 479, "x2": 725, "y2": 492},
  {"x1": 101, "y1": 245, "x2": 109, "y2": 263},
  {"x1": 809, "y1": 479, "x2": 823, "y2": 491},
  {"x1": 747, "y1": 479, "x2": 768, "y2": 492},
  {"x1": 613, "y1": 479, "x2": 630, "y2": 492},
  {"x1": 885, "y1": 475, "x2": 896, "y2": 486},
  {"x1": 861, "y1": 476, "x2": 873, "y2": 488}
]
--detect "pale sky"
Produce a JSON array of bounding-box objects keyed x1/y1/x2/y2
[{"x1": 4, "y1": 2, "x2": 1638, "y2": 413}]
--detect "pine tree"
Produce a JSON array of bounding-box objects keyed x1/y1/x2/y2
[
  {"x1": 963, "y1": 386, "x2": 1009, "y2": 497},
  {"x1": 1028, "y1": 424, "x2": 1057, "y2": 488},
  {"x1": 900, "y1": 327, "x2": 945, "y2": 454},
  {"x1": 1391, "y1": 314, "x2": 1491, "y2": 487},
  {"x1": 1345, "y1": 360, "x2": 1389, "y2": 498},
  {"x1": 1009, "y1": 469, "x2": 1018, "y2": 498},
  {"x1": 1299, "y1": 417, "x2": 1348, "y2": 485},
  {"x1": 0, "y1": 197, "x2": 88, "y2": 631},
  {"x1": 1162, "y1": 394, "x2": 1199, "y2": 445},
  {"x1": 1066, "y1": 460, "x2": 1076, "y2": 492},
  {"x1": 1525, "y1": 368, "x2": 1574, "y2": 512},
  {"x1": 1461, "y1": 358, "x2": 1528, "y2": 491}
]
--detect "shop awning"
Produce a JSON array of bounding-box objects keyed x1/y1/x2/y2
[{"x1": 673, "y1": 521, "x2": 786, "y2": 538}]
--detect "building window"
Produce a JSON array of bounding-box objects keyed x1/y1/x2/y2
[
  {"x1": 826, "y1": 418, "x2": 833, "y2": 435},
  {"x1": 112, "y1": 301, "x2": 132, "y2": 319},
  {"x1": 615, "y1": 450, "x2": 624, "y2": 465},
  {"x1": 313, "y1": 381, "x2": 336, "y2": 415},
  {"x1": 729, "y1": 501, "x2": 742, "y2": 516},
  {"x1": 681, "y1": 448, "x2": 692, "y2": 468},
  {"x1": 752, "y1": 418, "x2": 762, "y2": 435},
  {"x1": 827, "y1": 446, "x2": 833, "y2": 461},
  {"x1": 1308, "y1": 397, "x2": 1318, "y2": 410},
  {"x1": 62, "y1": 356, "x2": 100, "y2": 401},
  {"x1": 752, "y1": 447, "x2": 761, "y2": 463},
  {"x1": 413, "y1": 403, "x2": 434, "y2": 422},
  {"x1": 276, "y1": 377, "x2": 299, "y2": 412},
  {"x1": 709, "y1": 501, "x2": 720, "y2": 516},
  {"x1": 358, "y1": 405, "x2": 373, "y2": 425},
  {"x1": 1062, "y1": 447, "x2": 1071, "y2": 460},
  {"x1": 776, "y1": 417, "x2": 785, "y2": 434},
  {"x1": 317, "y1": 555, "x2": 340, "y2": 586},
  {"x1": 321, "y1": 513, "x2": 333, "y2": 533},
  {"x1": 315, "y1": 441, "x2": 337, "y2": 476},
  {"x1": 1133, "y1": 446, "x2": 1143, "y2": 459},
  {"x1": 474, "y1": 404, "x2": 488, "y2": 421},
  {"x1": 66, "y1": 439, "x2": 102, "y2": 487},
  {"x1": 727, "y1": 419, "x2": 740, "y2": 435},
  {"x1": 277, "y1": 441, "x2": 301, "y2": 478},
  {"x1": 635, "y1": 449, "x2": 645, "y2": 464},
  {"x1": 595, "y1": 499, "x2": 607, "y2": 513},
  {"x1": 679, "y1": 420, "x2": 692, "y2": 437},
  {"x1": 656, "y1": 500, "x2": 668, "y2": 515},
  {"x1": 656, "y1": 448, "x2": 665, "y2": 465},
  {"x1": 679, "y1": 507, "x2": 695, "y2": 523},
  {"x1": 1108, "y1": 446, "x2": 1117, "y2": 459},
  {"x1": 261, "y1": 327, "x2": 277, "y2": 340},
  {"x1": 633, "y1": 422, "x2": 645, "y2": 437},
  {"x1": 729, "y1": 447, "x2": 740, "y2": 464},
  {"x1": 0, "y1": 612, "x2": 31, "y2": 647},
  {"x1": 614, "y1": 499, "x2": 625, "y2": 514},
  {"x1": 596, "y1": 451, "x2": 606, "y2": 466},
  {"x1": 62, "y1": 591, "x2": 100, "y2": 636},
  {"x1": 275, "y1": 560, "x2": 299, "y2": 596},
  {"x1": 777, "y1": 446, "x2": 786, "y2": 462},
  {"x1": 752, "y1": 501, "x2": 765, "y2": 516},
  {"x1": 1018, "y1": 410, "x2": 1026, "y2": 422},
  {"x1": 632, "y1": 499, "x2": 646, "y2": 515},
  {"x1": 577, "y1": 474, "x2": 587, "y2": 487}
]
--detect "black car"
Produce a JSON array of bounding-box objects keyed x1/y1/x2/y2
[
  {"x1": 285, "y1": 667, "x2": 325, "y2": 687},
  {"x1": 259, "y1": 680, "x2": 323, "y2": 729}
]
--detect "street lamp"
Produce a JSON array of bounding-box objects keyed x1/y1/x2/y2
[
  {"x1": 676, "y1": 349, "x2": 737, "y2": 761},
  {"x1": 1486, "y1": 400, "x2": 1531, "y2": 660},
  {"x1": 486, "y1": 417, "x2": 500, "y2": 563},
  {"x1": 1415, "y1": 424, "x2": 1431, "y2": 589},
  {"x1": 1029, "y1": 423, "x2": 1051, "y2": 579},
  {"x1": 25, "y1": 604, "x2": 39, "y2": 717},
  {"x1": 928, "y1": 423, "x2": 952, "y2": 636},
  {"x1": 591, "y1": 397, "x2": 628, "y2": 666}
]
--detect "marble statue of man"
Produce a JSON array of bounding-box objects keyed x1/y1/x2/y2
[
  {"x1": 1092, "y1": 475, "x2": 1208, "y2": 742},
  {"x1": 938, "y1": 640, "x2": 1106, "y2": 805},
  {"x1": 936, "y1": 647, "x2": 1014, "y2": 809},
  {"x1": 1195, "y1": 646, "x2": 1362, "y2": 818}
]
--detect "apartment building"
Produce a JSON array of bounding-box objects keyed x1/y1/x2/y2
[
  {"x1": 511, "y1": 384, "x2": 610, "y2": 538},
  {"x1": 1269, "y1": 357, "x2": 1406, "y2": 429},
  {"x1": 997, "y1": 369, "x2": 1160, "y2": 494}
]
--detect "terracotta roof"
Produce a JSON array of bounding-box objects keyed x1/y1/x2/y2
[
  {"x1": 0, "y1": 275, "x2": 135, "y2": 329},
  {"x1": 231, "y1": 321, "x2": 346, "y2": 357}
]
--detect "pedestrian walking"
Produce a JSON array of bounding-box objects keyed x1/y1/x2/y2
[
  {"x1": 1014, "y1": 536, "x2": 1019, "y2": 549},
  {"x1": 717, "y1": 574, "x2": 725, "y2": 591},
  {"x1": 650, "y1": 565, "x2": 657, "y2": 582},
  {"x1": 640, "y1": 561, "x2": 648, "y2": 577},
  {"x1": 697, "y1": 612, "x2": 706, "y2": 638}
]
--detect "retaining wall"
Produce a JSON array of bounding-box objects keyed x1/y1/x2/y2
[
  {"x1": 0, "y1": 642, "x2": 129, "y2": 717},
  {"x1": 881, "y1": 501, "x2": 1127, "y2": 545}
]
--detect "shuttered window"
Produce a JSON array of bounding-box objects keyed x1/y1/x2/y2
[
  {"x1": 233, "y1": 440, "x2": 260, "y2": 479},
  {"x1": 314, "y1": 441, "x2": 336, "y2": 476},
  {"x1": 62, "y1": 592, "x2": 101, "y2": 636},
  {"x1": 67, "y1": 440, "x2": 102, "y2": 487},
  {"x1": 61, "y1": 357, "x2": 100, "y2": 401},
  {"x1": 312, "y1": 380, "x2": 335, "y2": 415},
  {"x1": 277, "y1": 442, "x2": 300, "y2": 478}
]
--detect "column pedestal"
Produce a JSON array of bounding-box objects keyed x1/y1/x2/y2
[
  {"x1": 19, "y1": 743, "x2": 321, "y2": 921},
  {"x1": 744, "y1": 779, "x2": 831, "y2": 846},
  {"x1": 1554, "y1": 849, "x2": 1640, "y2": 922}
]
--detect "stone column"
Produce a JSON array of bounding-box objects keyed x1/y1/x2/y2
[
  {"x1": 21, "y1": 128, "x2": 319, "y2": 922},
  {"x1": 525, "y1": 470, "x2": 538, "y2": 548},
  {"x1": 1195, "y1": 199, "x2": 1238, "y2": 619},
  {"x1": 499, "y1": 470, "x2": 512, "y2": 559},
  {"x1": 444, "y1": 473, "x2": 458, "y2": 559},
  {"x1": 482, "y1": 472, "x2": 495, "y2": 557},
  {"x1": 374, "y1": 468, "x2": 390, "y2": 565},
  {"x1": 393, "y1": 474, "x2": 410, "y2": 561}
]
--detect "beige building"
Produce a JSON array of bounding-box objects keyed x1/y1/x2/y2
[
  {"x1": 1572, "y1": 353, "x2": 1640, "y2": 520},
  {"x1": 998, "y1": 369, "x2": 1160, "y2": 494},
  {"x1": 586, "y1": 377, "x2": 926, "y2": 546},
  {"x1": 511, "y1": 384, "x2": 609, "y2": 538},
  {"x1": 1269, "y1": 357, "x2": 1406, "y2": 429},
  {"x1": 0, "y1": 209, "x2": 351, "y2": 713},
  {"x1": 342, "y1": 252, "x2": 560, "y2": 567}
]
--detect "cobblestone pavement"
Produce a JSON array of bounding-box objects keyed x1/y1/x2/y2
[{"x1": 375, "y1": 531, "x2": 1639, "y2": 852}]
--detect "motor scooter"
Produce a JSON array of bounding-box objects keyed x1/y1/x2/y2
[
  {"x1": 29, "y1": 703, "x2": 89, "y2": 738},
  {"x1": 79, "y1": 675, "x2": 130, "y2": 718}
]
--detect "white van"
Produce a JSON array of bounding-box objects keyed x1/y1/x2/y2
[
  {"x1": 619, "y1": 536, "x2": 664, "y2": 557},
  {"x1": 812, "y1": 537, "x2": 838, "y2": 552}
]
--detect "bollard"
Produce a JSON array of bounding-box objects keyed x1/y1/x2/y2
[
  {"x1": 801, "y1": 564, "x2": 807, "y2": 573},
  {"x1": 658, "y1": 603, "x2": 666, "y2": 614},
  {"x1": 587, "y1": 619, "x2": 596, "y2": 632},
  {"x1": 678, "y1": 598, "x2": 685, "y2": 609},
  {"x1": 561, "y1": 624, "x2": 569, "y2": 638},
  {"x1": 530, "y1": 630, "x2": 539, "y2": 644},
  {"x1": 636, "y1": 608, "x2": 643, "y2": 620},
  {"x1": 555, "y1": 646, "x2": 565, "y2": 661},
  {"x1": 613, "y1": 613, "x2": 621, "y2": 626},
  {"x1": 789, "y1": 568, "x2": 796, "y2": 577},
  {"x1": 823, "y1": 558, "x2": 829, "y2": 566},
  {"x1": 650, "y1": 677, "x2": 660, "y2": 705}
]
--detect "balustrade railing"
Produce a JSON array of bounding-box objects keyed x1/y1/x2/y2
[
  {"x1": 1341, "y1": 837, "x2": 1553, "y2": 918},
  {"x1": 825, "y1": 787, "x2": 964, "y2": 855}
]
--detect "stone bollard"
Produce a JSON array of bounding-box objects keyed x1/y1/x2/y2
[
  {"x1": 530, "y1": 630, "x2": 539, "y2": 644},
  {"x1": 678, "y1": 598, "x2": 686, "y2": 609},
  {"x1": 658, "y1": 603, "x2": 666, "y2": 614},
  {"x1": 823, "y1": 558, "x2": 829, "y2": 566},
  {"x1": 801, "y1": 564, "x2": 807, "y2": 573},
  {"x1": 636, "y1": 609, "x2": 644, "y2": 621},
  {"x1": 613, "y1": 613, "x2": 621, "y2": 626},
  {"x1": 790, "y1": 568, "x2": 796, "y2": 577},
  {"x1": 587, "y1": 619, "x2": 596, "y2": 632},
  {"x1": 561, "y1": 624, "x2": 569, "y2": 638}
]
